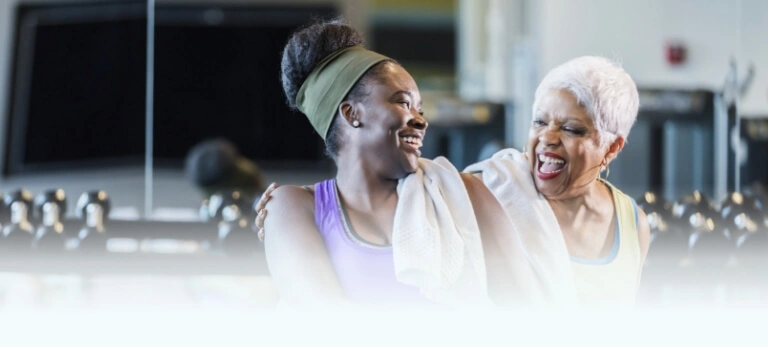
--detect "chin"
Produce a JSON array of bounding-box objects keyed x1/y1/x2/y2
[
  {"x1": 534, "y1": 181, "x2": 561, "y2": 198},
  {"x1": 401, "y1": 155, "x2": 420, "y2": 173},
  {"x1": 404, "y1": 164, "x2": 419, "y2": 175}
]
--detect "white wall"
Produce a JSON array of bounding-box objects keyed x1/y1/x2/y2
[
  {"x1": 741, "y1": 0, "x2": 768, "y2": 116},
  {"x1": 530, "y1": 0, "x2": 768, "y2": 116}
]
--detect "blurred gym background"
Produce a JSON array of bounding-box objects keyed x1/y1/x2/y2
[{"x1": 0, "y1": 0, "x2": 767, "y2": 311}]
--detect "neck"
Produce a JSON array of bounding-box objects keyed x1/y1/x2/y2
[
  {"x1": 334, "y1": 155, "x2": 399, "y2": 211},
  {"x1": 548, "y1": 180, "x2": 612, "y2": 222}
]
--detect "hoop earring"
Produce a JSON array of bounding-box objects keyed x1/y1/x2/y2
[{"x1": 598, "y1": 157, "x2": 610, "y2": 180}]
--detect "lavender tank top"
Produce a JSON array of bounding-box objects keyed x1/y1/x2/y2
[{"x1": 313, "y1": 179, "x2": 432, "y2": 307}]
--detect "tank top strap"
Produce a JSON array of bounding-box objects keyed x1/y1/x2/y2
[
  {"x1": 313, "y1": 179, "x2": 341, "y2": 240},
  {"x1": 602, "y1": 179, "x2": 641, "y2": 263}
]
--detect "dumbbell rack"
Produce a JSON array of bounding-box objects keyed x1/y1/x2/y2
[{"x1": 0, "y1": 219, "x2": 268, "y2": 276}]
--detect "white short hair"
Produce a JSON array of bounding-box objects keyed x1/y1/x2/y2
[{"x1": 532, "y1": 56, "x2": 639, "y2": 148}]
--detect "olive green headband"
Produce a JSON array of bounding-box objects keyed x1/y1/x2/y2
[{"x1": 295, "y1": 46, "x2": 390, "y2": 140}]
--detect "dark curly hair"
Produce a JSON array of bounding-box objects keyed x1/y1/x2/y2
[{"x1": 280, "y1": 18, "x2": 394, "y2": 159}]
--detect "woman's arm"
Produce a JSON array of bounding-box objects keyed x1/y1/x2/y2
[
  {"x1": 263, "y1": 185, "x2": 351, "y2": 308},
  {"x1": 459, "y1": 173, "x2": 529, "y2": 306}
]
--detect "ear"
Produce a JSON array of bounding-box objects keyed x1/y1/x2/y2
[
  {"x1": 338, "y1": 100, "x2": 362, "y2": 128},
  {"x1": 604, "y1": 136, "x2": 625, "y2": 164}
]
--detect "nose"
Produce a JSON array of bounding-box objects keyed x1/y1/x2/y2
[
  {"x1": 539, "y1": 125, "x2": 560, "y2": 147},
  {"x1": 409, "y1": 111, "x2": 428, "y2": 131}
]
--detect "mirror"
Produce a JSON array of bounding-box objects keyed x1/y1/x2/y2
[
  {"x1": 148, "y1": 0, "x2": 340, "y2": 218},
  {"x1": 1, "y1": 0, "x2": 150, "y2": 220}
]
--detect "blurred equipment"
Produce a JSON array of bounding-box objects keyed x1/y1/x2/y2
[
  {"x1": 739, "y1": 119, "x2": 768, "y2": 186},
  {"x1": 720, "y1": 192, "x2": 763, "y2": 243},
  {"x1": 673, "y1": 191, "x2": 730, "y2": 266},
  {"x1": 477, "y1": 140, "x2": 506, "y2": 162},
  {"x1": 734, "y1": 183, "x2": 768, "y2": 266},
  {"x1": 75, "y1": 191, "x2": 111, "y2": 252},
  {"x1": 32, "y1": 189, "x2": 67, "y2": 252},
  {"x1": 718, "y1": 59, "x2": 756, "y2": 196},
  {"x1": 185, "y1": 139, "x2": 266, "y2": 201},
  {"x1": 0, "y1": 189, "x2": 35, "y2": 251},
  {"x1": 636, "y1": 191, "x2": 687, "y2": 265},
  {"x1": 609, "y1": 89, "x2": 719, "y2": 199},
  {"x1": 208, "y1": 191, "x2": 260, "y2": 257},
  {"x1": 420, "y1": 99, "x2": 506, "y2": 169}
]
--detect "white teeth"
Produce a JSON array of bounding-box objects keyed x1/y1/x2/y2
[
  {"x1": 402, "y1": 136, "x2": 422, "y2": 146},
  {"x1": 538, "y1": 154, "x2": 565, "y2": 164},
  {"x1": 540, "y1": 166, "x2": 563, "y2": 174}
]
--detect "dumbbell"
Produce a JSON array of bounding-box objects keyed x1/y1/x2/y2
[
  {"x1": 720, "y1": 192, "x2": 763, "y2": 245},
  {"x1": 207, "y1": 191, "x2": 248, "y2": 221},
  {"x1": 729, "y1": 188, "x2": 768, "y2": 265},
  {"x1": 673, "y1": 191, "x2": 729, "y2": 266},
  {"x1": 0, "y1": 189, "x2": 35, "y2": 252},
  {"x1": 636, "y1": 191, "x2": 688, "y2": 265},
  {"x1": 744, "y1": 183, "x2": 768, "y2": 238},
  {"x1": 32, "y1": 189, "x2": 68, "y2": 252},
  {"x1": 75, "y1": 190, "x2": 110, "y2": 252},
  {"x1": 210, "y1": 191, "x2": 260, "y2": 256},
  {"x1": 199, "y1": 199, "x2": 211, "y2": 222}
]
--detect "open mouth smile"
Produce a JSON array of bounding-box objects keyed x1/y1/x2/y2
[{"x1": 536, "y1": 152, "x2": 566, "y2": 180}]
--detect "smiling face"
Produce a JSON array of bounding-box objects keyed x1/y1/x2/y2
[
  {"x1": 348, "y1": 62, "x2": 428, "y2": 179},
  {"x1": 526, "y1": 88, "x2": 608, "y2": 200}
]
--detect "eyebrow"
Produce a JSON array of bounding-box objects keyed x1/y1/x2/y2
[
  {"x1": 392, "y1": 90, "x2": 422, "y2": 107},
  {"x1": 535, "y1": 113, "x2": 587, "y2": 124},
  {"x1": 562, "y1": 117, "x2": 586, "y2": 124}
]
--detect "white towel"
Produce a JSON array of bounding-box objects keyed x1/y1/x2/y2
[
  {"x1": 464, "y1": 148, "x2": 578, "y2": 307},
  {"x1": 393, "y1": 157, "x2": 492, "y2": 308}
]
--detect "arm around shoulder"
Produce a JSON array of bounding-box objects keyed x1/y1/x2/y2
[{"x1": 459, "y1": 173, "x2": 523, "y2": 304}]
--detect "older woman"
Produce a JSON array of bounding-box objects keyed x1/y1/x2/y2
[
  {"x1": 467, "y1": 56, "x2": 651, "y2": 308},
  {"x1": 529, "y1": 56, "x2": 650, "y2": 307}
]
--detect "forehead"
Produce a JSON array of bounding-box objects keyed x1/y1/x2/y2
[
  {"x1": 371, "y1": 63, "x2": 419, "y2": 97},
  {"x1": 535, "y1": 89, "x2": 591, "y2": 123}
]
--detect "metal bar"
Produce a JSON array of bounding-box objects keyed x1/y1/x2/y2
[{"x1": 145, "y1": 0, "x2": 155, "y2": 219}]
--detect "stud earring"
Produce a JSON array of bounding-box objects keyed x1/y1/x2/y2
[{"x1": 352, "y1": 120, "x2": 360, "y2": 128}]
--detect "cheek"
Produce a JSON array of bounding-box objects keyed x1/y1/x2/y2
[
  {"x1": 527, "y1": 127, "x2": 538, "y2": 141},
  {"x1": 526, "y1": 129, "x2": 540, "y2": 149},
  {"x1": 570, "y1": 142, "x2": 602, "y2": 169}
]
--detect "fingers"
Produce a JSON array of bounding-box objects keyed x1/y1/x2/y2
[
  {"x1": 256, "y1": 208, "x2": 267, "y2": 231},
  {"x1": 258, "y1": 227, "x2": 265, "y2": 242},
  {"x1": 254, "y1": 183, "x2": 277, "y2": 242},
  {"x1": 255, "y1": 182, "x2": 278, "y2": 211}
]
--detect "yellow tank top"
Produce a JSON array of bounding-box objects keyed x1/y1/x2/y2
[{"x1": 570, "y1": 180, "x2": 642, "y2": 309}]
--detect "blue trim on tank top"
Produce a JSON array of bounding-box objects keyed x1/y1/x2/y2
[
  {"x1": 570, "y1": 217, "x2": 620, "y2": 265},
  {"x1": 632, "y1": 198, "x2": 638, "y2": 227}
]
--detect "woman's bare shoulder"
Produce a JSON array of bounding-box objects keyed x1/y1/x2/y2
[{"x1": 269, "y1": 184, "x2": 317, "y2": 212}]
